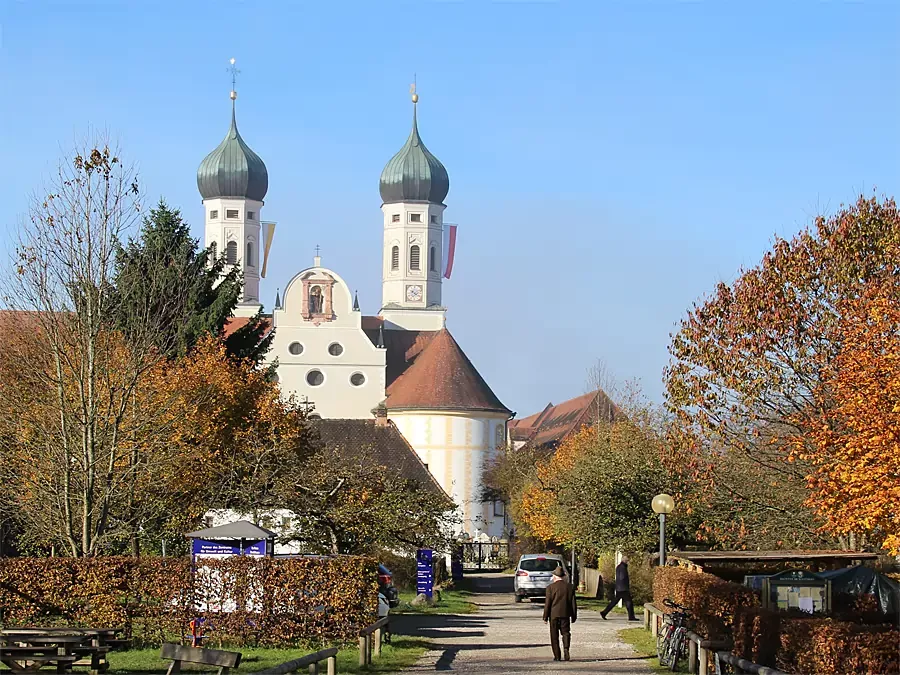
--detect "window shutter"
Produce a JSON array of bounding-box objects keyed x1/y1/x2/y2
[{"x1": 410, "y1": 245, "x2": 420, "y2": 270}]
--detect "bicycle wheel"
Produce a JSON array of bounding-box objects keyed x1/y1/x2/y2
[
  {"x1": 667, "y1": 627, "x2": 683, "y2": 672},
  {"x1": 657, "y1": 624, "x2": 672, "y2": 666}
]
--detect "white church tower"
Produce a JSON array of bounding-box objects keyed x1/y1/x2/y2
[
  {"x1": 197, "y1": 65, "x2": 268, "y2": 317},
  {"x1": 378, "y1": 89, "x2": 450, "y2": 332}
]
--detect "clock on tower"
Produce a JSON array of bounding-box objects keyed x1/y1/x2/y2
[{"x1": 406, "y1": 285, "x2": 423, "y2": 302}]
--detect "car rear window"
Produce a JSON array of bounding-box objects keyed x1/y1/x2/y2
[{"x1": 519, "y1": 558, "x2": 562, "y2": 572}]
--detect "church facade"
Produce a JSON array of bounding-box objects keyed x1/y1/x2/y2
[{"x1": 197, "y1": 86, "x2": 512, "y2": 539}]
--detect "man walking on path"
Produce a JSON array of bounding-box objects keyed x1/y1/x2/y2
[
  {"x1": 600, "y1": 555, "x2": 639, "y2": 621},
  {"x1": 543, "y1": 566, "x2": 577, "y2": 661}
]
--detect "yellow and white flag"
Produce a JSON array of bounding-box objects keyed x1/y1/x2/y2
[{"x1": 261, "y1": 221, "x2": 276, "y2": 278}]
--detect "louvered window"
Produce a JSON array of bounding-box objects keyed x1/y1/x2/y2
[
  {"x1": 391, "y1": 246, "x2": 399, "y2": 271},
  {"x1": 410, "y1": 245, "x2": 420, "y2": 271},
  {"x1": 226, "y1": 241, "x2": 238, "y2": 265},
  {"x1": 226, "y1": 209, "x2": 239, "y2": 219}
]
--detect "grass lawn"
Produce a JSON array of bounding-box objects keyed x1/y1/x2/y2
[
  {"x1": 618, "y1": 627, "x2": 689, "y2": 675},
  {"x1": 392, "y1": 589, "x2": 478, "y2": 615},
  {"x1": 106, "y1": 637, "x2": 428, "y2": 674}
]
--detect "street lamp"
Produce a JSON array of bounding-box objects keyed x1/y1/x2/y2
[{"x1": 652, "y1": 494, "x2": 675, "y2": 567}]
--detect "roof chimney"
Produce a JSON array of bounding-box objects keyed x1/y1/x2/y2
[{"x1": 372, "y1": 402, "x2": 389, "y2": 427}]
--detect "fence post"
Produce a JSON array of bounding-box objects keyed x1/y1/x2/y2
[
  {"x1": 326, "y1": 655, "x2": 336, "y2": 675},
  {"x1": 374, "y1": 627, "x2": 382, "y2": 657},
  {"x1": 359, "y1": 636, "x2": 366, "y2": 667},
  {"x1": 308, "y1": 663, "x2": 317, "y2": 675},
  {"x1": 698, "y1": 647, "x2": 708, "y2": 675},
  {"x1": 688, "y1": 639, "x2": 697, "y2": 674}
]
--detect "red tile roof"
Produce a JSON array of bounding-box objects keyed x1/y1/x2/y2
[
  {"x1": 509, "y1": 389, "x2": 617, "y2": 450},
  {"x1": 383, "y1": 329, "x2": 511, "y2": 414},
  {"x1": 222, "y1": 315, "x2": 273, "y2": 338}
]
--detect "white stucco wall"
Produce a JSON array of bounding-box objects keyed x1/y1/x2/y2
[
  {"x1": 267, "y1": 266, "x2": 386, "y2": 419},
  {"x1": 389, "y1": 411, "x2": 509, "y2": 538},
  {"x1": 203, "y1": 197, "x2": 263, "y2": 313}
]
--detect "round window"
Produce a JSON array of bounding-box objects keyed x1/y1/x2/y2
[
  {"x1": 306, "y1": 370, "x2": 324, "y2": 387},
  {"x1": 350, "y1": 372, "x2": 366, "y2": 387},
  {"x1": 328, "y1": 342, "x2": 344, "y2": 356},
  {"x1": 288, "y1": 342, "x2": 304, "y2": 355}
]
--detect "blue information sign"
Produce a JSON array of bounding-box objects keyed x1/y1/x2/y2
[
  {"x1": 192, "y1": 539, "x2": 267, "y2": 558},
  {"x1": 416, "y1": 549, "x2": 434, "y2": 598}
]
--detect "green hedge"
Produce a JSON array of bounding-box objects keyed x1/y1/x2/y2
[{"x1": 0, "y1": 556, "x2": 377, "y2": 647}]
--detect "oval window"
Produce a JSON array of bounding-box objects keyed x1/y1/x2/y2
[
  {"x1": 328, "y1": 342, "x2": 344, "y2": 357},
  {"x1": 350, "y1": 372, "x2": 366, "y2": 387},
  {"x1": 306, "y1": 370, "x2": 324, "y2": 387},
  {"x1": 289, "y1": 342, "x2": 304, "y2": 356}
]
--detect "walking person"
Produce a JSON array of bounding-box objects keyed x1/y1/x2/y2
[
  {"x1": 543, "y1": 566, "x2": 577, "y2": 661},
  {"x1": 600, "y1": 555, "x2": 639, "y2": 621}
]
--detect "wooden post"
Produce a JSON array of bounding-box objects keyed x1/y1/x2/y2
[
  {"x1": 366, "y1": 634, "x2": 372, "y2": 664},
  {"x1": 307, "y1": 663, "x2": 317, "y2": 675},
  {"x1": 374, "y1": 627, "x2": 382, "y2": 658},
  {"x1": 643, "y1": 606, "x2": 650, "y2": 630},
  {"x1": 699, "y1": 646, "x2": 708, "y2": 675},
  {"x1": 688, "y1": 639, "x2": 698, "y2": 674},
  {"x1": 326, "y1": 655, "x2": 336, "y2": 675},
  {"x1": 358, "y1": 636, "x2": 366, "y2": 667}
]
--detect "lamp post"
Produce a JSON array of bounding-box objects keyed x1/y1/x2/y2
[{"x1": 652, "y1": 494, "x2": 675, "y2": 567}]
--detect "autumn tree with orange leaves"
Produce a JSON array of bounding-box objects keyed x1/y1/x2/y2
[
  {"x1": 793, "y1": 286, "x2": 900, "y2": 554},
  {"x1": 665, "y1": 195, "x2": 900, "y2": 550}
]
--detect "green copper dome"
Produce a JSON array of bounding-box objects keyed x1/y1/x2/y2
[
  {"x1": 197, "y1": 104, "x2": 268, "y2": 202},
  {"x1": 379, "y1": 105, "x2": 449, "y2": 205}
]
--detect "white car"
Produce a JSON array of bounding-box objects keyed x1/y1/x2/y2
[{"x1": 513, "y1": 553, "x2": 568, "y2": 603}]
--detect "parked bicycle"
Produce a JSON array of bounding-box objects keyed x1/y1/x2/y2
[{"x1": 657, "y1": 598, "x2": 692, "y2": 671}]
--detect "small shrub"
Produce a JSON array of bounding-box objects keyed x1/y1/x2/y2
[{"x1": 778, "y1": 617, "x2": 899, "y2": 675}]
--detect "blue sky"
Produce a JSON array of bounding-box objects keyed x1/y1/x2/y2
[{"x1": 1, "y1": 1, "x2": 898, "y2": 417}]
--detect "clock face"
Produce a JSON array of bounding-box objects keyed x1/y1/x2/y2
[{"x1": 406, "y1": 285, "x2": 423, "y2": 302}]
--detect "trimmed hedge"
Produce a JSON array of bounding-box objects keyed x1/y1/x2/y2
[
  {"x1": 653, "y1": 566, "x2": 758, "y2": 639},
  {"x1": 0, "y1": 556, "x2": 376, "y2": 648},
  {"x1": 778, "y1": 618, "x2": 899, "y2": 675}
]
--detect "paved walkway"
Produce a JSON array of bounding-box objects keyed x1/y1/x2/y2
[{"x1": 394, "y1": 574, "x2": 652, "y2": 674}]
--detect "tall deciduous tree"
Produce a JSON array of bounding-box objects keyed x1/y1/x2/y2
[
  {"x1": 665, "y1": 195, "x2": 900, "y2": 548},
  {"x1": 113, "y1": 200, "x2": 272, "y2": 364},
  {"x1": 795, "y1": 286, "x2": 900, "y2": 554}
]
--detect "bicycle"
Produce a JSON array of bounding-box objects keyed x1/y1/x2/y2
[{"x1": 657, "y1": 598, "x2": 691, "y2": 672}]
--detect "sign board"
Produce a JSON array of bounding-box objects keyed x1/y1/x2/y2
[
  {"x1": 416, "y1": 549, "x2": 434, "y2": 598},
  {"x1": 192, "y1": 538, "x2": 268, "y2": 559}
]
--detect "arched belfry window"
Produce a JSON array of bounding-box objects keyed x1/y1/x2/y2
[
  {"x1": 391, "y1": 246, "x2": 399, "y2": 271},
  {"x1": 410, "y1": 245, "x2": 420, "y2": 271},
  {"x1": 247, "y1": 242, "x2": 255, "y2": 267},
  {"x1": 226, "y1": 241, "x2": 238, "y2": 265},
  {"x1": 210, "y1": 242, "x2": 217, "y2": 260},
  {"x1": 429, "y1": 246, "x2": 436, "y2": 272}
]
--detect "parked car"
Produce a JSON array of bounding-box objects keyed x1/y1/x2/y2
[
  {"x1": 513, "y1": 553, "x2": 568, "y2": 603},
  {"x1": 378, "y1": 563, "x2": 400, "y2": 608}
]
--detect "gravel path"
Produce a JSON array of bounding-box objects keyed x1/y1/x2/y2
[{"x1": 393, "y1": 574, "x2": 652, "y2": 674}]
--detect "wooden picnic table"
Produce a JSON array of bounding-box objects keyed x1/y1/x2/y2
[{"x1": 0, "y1": 630, "x2": 115, "y2": 674}]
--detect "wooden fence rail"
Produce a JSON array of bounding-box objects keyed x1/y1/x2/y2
[
  {"x1": 255, "y1": 647, "x2": 338, "y2": 675},
  {"x1": 358, "y1": 617, "x2": 389, "y2": 667}
]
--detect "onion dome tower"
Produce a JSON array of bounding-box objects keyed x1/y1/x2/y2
[
  {"x1": 198, "y1": 59, "x2": 267, "y2": 315},
  {"x1": 379, "y1": 86, "x2": 450, "y2": 330}
]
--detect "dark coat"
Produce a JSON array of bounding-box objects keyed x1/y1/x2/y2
[
  {"x1": 615, "y1": 562, "x2": 631, "y2": 592},
  {"x1": 543, "y1": 580, "x2": 577, "y2": 620}
]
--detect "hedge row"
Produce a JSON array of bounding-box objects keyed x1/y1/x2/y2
[
  {"x1": 0, "y1": 556, "x2": 377, "y2": 648},
  {"x1": 653, "y1": 566, "x2": 758, "y2": 639}
]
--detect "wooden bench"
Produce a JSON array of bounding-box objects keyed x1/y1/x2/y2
[
  {"x1": 255, "y1": 648, "x2": 338, "y2": 675},
  {"x1": 160, "y1": 643, "x2": 242, "y2": 675}
]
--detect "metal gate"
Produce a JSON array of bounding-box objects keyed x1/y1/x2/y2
[{"x1": 459, "y1": 541, "x2": 510, "y2": 571}]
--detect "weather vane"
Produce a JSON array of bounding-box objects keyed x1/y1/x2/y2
[
  {"x1": 228, "y1": 57, "x2": 240, "y2": 100},
  {"x1": 410, "y1": 74, "x2": 418, "y2": 103}
]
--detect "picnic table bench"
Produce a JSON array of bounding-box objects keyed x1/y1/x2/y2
[
  {"x1": 160, "y1": 643, "x2": 242, "y2": 675},
  {"x1": 0, "y1": 628, "x2": 122, "y2": 674}
]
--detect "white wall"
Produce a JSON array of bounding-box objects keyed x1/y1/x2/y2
[
  {"x1": 203, "y1": 197, "x2": 263, "y2": 313},
  {"x1": 267, "y1": 266, "x2": 386, "y2": 419},
  {"x1": 389, "y1": 411, "x2": 509, "y2": 538}
]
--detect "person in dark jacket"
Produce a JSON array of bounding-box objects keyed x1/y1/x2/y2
[
  {"x1": 543, "y1": 566, "x2": 577, "y2": 661},
  {"x1": 600, "y1": 555, "x2": 638, "y2": 621}
]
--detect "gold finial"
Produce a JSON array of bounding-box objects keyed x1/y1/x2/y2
[
  {"x1": 228, "y1": 57, "x2": 240, "y2": 101},
  {"x1": 410, "y1": 75, "x2": 418, "y2": 104}
]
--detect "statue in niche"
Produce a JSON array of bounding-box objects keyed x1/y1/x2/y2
[{"x1": 309, "y1": 285, "x2": 323, "y2": 314}]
